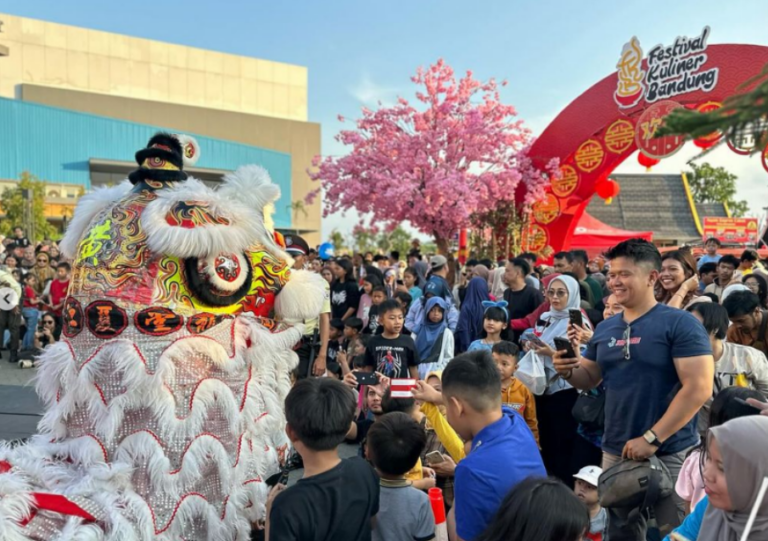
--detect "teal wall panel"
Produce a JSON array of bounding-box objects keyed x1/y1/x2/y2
[{"x1": 0, "y1": 98, "x2": 293, "y2": 228}]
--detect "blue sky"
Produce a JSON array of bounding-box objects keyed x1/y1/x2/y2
[{"x1": 5, "y1": 0, "x2": 768, "y2": 239}]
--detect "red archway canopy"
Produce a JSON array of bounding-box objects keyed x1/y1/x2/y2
[
  {"x1": 570, "y1": 212, "x2": 653, "y2": 257},
  {"x1": 519, "y1": 34, "x2": 768, "y2": 261}
]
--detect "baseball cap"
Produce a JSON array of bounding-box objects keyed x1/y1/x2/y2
[
  {"x1": 284, "y1": 235, "x2": 309, "y2": 257},
  {"x1": 573, "y1": 465, "x2": 602, "y2": 487},
  {"x1": 429, "y1": 255, "x2": 447, "y2": 270}
]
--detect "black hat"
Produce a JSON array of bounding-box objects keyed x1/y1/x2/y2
[
  {"x1": 285, "y1": 235, "x2": 310, "y2": 257},
  {"x1": 129, "y1": 132, "x2": 200, "y2": 185}
]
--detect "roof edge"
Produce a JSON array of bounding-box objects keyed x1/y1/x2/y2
[{"x1": 681, "y1": 171, "x2": 703, "y2": 237}]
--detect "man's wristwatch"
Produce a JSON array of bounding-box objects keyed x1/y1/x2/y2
[{"x1": 643, "y1": 429, "x2": 662, "y2": 447}]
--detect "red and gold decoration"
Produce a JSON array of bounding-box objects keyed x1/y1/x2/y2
[
  {"x1": 635, "y1": 100, "x2": 685, "y2": 158},
  {"x1": 532, "y1": 193, "x2": 561, "y2": 224},
  {"x1": 574, "y1": 139, "x2": 605, "y2": 173},
  {"x1": 604, "y1": 119, "x2": 635, "y2": 154},
  {"x1": 523, "y1": 223, "x2": 549, "y2": 253},
  {"x1": 552, "y1": 165, "x2": 580, "y2": 197}
]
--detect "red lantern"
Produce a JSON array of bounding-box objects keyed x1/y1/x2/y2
[
  {"x1": 693, "y1": 102, "x2": 723, "y2": 149},
  {"x1": 638, "y1": 152, "x2": 660, "y2": 171},
  {"x1": 596, "y1": 179, "x2": 620, "y2": 200}
]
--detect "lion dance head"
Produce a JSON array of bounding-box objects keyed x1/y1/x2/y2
[{"x1": 0, "y1": 134, "x2": 325, "y2": 540}]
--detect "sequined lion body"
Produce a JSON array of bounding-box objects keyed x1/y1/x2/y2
[{"x1": 0, "y1": 139, "x2": 325, "y2": 541}]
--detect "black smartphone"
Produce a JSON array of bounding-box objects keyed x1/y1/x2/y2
[
  {"x1": 553, "y1": 337, "x2": 577, "y2": 358},
  {"x1": 569, "y1": 309, "x2": 583, "y2": 328},
  {"x1": 353, "y1": 371, "x2": 379, "y2": 386},
  {"x1": 265, "y1": 466, "x2": 290, "y2": 488}
]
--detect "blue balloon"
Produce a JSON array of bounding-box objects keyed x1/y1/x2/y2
[{"x1": 319, "y1": 242, "x2": 335, "y2": 261}]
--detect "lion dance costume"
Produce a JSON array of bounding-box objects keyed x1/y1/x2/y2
[{"x1": 0, "y1": 134, "x2": 326, "y2": 540}]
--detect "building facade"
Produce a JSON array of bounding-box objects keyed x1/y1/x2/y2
[{"x1": 0, "y1": 12, "x2": 321, "y2": 243}]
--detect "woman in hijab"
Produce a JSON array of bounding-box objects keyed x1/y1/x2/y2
[
  {"x1": 414, "y1": 297, "x2": 454, "y2": 379},
  {"x1": 665, "y1": 415, "x2": 768, "y2": 541},
  {"x1": 488, "y1": 267, "x2": 507, "y2": 301},
  {"x1": 413, "y1": 259, "x2": 429, "y2": 289},
  {"x1": 529, "y1": 274, "x2": 593, "y2": 484},
  {"x1": 455, "y1": 277, "x2": 491, "y2": 353},
  {"x1": 721, "y1": 283, "x2": 750, "y2": 304},
  {"x1": 471, "y1": 264, "x2": 490, "y2": 283}
]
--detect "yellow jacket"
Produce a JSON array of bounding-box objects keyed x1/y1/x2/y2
[
  {"x1": 420, "y1": 402, "x2": 466, "y2": 463},
  {"x1": 501, "y1": 378, "x2": 539, "y2": 445}
]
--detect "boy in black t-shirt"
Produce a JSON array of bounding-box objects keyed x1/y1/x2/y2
[
  {"x1": 364, "y1": 300, "x2": 421, "y2": 379},
  {"x1": 267, "y1": 378, "x2": 379, "y2": 541},
  {"x1": 326, "y1": 319, "x2": 345, "y2": 365},
  {"x1": 364, "y1": 287, "x2": 388, "y2": 335}
]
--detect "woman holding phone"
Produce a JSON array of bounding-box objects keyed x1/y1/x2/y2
[{"x1": 528, "y1": 275, "x2": 593, "y2": 485}]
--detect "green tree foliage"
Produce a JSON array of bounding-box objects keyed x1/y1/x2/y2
[
  {"x1": 0, "y1": 172, "x2": 57, "y2": 241},
  {"x1": 686, "y1": 163, "x2": 750, "y2": 217},
  {"x1": 659, "y1": 63, "x2": 768, "y2": 154},
  {"x1": 328, "y1": 229, "x2": 348, "y2": 254},
  {"x1": 376, "y1": 226, "x2": 412, "y2": 256}
]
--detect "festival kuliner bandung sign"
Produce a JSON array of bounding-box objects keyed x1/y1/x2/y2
[
  {"x1": 702, "y1": 217, "x2": 760, "y2": 245},
  {"x1": 523, "y1": 25, "x2": 768, "y2": 258},
  {"x1": 614, "y1": 26, "x2": 719, "y2": 109}
]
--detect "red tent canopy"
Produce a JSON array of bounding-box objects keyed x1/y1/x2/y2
[{"x1": 570, "y1": 212, "x2": 653, "y2": 257}]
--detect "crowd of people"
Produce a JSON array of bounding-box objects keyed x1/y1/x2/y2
[
  {"x1": 4, "y1": 225, "x2": 768, "y2": 541},
  {"x1": 0, "y1": 227, "x2": 69, "y2": 364},
  {"x1": 271, "y1": 234, "x2": 768, "y2": 541}
]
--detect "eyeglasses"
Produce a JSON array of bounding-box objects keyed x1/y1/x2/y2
[
  {"x1": 547, "y1": 290, "x2": 568, "y2": 298},
  {"x1": 37, "y1": 258, "x2": 48, "y2": 262},
  {"x1": 43, "y1": 320, "x2": 55, "y2": 325},
  {"x1": 623, "y1": 325, "x2": 631, "y2": 360}
]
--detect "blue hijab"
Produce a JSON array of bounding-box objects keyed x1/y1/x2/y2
[
  {"x1": 415, "y1": 297, "x2": 449, "y2": 359},
  {"x1": 456, "y1": 277, "x2": 491, "y2": 352}
]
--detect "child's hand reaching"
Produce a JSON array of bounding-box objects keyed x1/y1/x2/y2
[{"x1": 411, "y1": 380, "x2": 443, "y2": 405}]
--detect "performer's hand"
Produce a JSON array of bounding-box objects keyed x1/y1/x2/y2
[{"x1": 313, "y1": 352, "x2": 327, "y2": 376}]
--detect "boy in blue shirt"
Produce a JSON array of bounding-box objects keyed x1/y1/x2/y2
[{"x1": 440, "y1": 350, "x2": 545, "y2": 540}]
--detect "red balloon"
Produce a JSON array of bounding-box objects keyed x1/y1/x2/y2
[
  {"x1": 596, "y1": 179, "x2": 620, "y2": 199},
  {"x1": 638, "y1": 152, "x2": 660, "y2": 170}
]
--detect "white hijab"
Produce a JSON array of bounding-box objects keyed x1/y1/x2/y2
[
  {"x1": 489, "y1": 267, "x2": 508, "y2": 300},
  {"x1": 537, "y1": 275, "x2": 584, "y2": 392},
  {"x1": 539, "y1": 275, "x2": 582, "y2": 347}
]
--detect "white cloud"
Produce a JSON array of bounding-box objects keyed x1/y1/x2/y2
[{"x1": 348, "y1": 74, "x2": 400, "y2": 107}]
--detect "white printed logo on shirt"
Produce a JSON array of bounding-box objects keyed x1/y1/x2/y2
[{"x1": 331, "y1": 290, "x2": 347, "y2": 305}]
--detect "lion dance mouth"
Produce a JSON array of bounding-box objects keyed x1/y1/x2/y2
[{"x1": 0, "y1": 134, "x2": 326, "y2": 541}]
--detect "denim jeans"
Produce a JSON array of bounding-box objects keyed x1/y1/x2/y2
[{"x1": 21, "y1": 307, "x2": 39, "y2": 350}]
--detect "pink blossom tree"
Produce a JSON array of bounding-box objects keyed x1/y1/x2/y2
[{"x1": 308, "y1": 59, "x2": 555, "y2": 254}]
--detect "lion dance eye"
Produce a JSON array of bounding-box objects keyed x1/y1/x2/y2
[{"x1": 184, "y1": 252, "x2": 252, "y2": 306}]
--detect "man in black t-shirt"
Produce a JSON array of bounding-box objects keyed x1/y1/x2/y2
[
  {"x1": 267, "y1": 378, "x2": 379, "y2": 541},
  {"x1": 503, "y1": 258, "x2": 544, "y2": 341}
]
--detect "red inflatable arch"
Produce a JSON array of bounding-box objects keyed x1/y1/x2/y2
[{"x1": 522, "y1": 29, "x2": 768, "y2": 259}]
